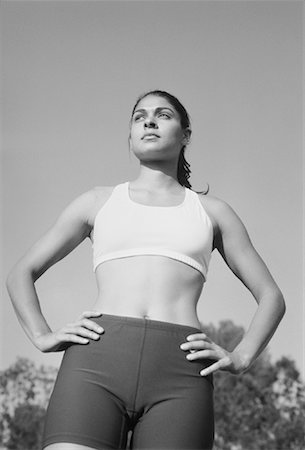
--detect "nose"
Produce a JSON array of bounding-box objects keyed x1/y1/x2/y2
[{"x1": 144, "y1": 116, "x2": 157, "y2": 128}]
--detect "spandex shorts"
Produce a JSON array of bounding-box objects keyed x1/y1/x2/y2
[{"x1": 42, "y1": 314, "x2": 214, "y2": 449}]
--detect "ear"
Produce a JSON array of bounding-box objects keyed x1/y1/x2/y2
[
  {"x1": 182, "y1": 128, "x2": 192, "y2": 146},
  {"x1": 128, "y1": 134, "x2": 133, "y2": 151}
]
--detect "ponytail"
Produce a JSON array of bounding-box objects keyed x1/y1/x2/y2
[
  {"x1": 177, "y1": 148, "x2": 209, "y2": 195},
  {"x1": 177, "y1": 147, "x2": 191, "y2": 189}
]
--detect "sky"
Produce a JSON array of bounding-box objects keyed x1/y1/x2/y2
[{"x1": 1, "y1": 1, "x2": 303, "y2": 378}]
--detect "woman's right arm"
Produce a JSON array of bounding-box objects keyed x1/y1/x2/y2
[{"x1": 6, "y1": 189, "x2": 104, "y2": 353}]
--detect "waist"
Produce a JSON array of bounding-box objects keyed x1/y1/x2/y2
[
  {"x1": 92, "y1": 294, "x2": 203, "y2": 330},
  {"x1": 90, "y1": 313, "x2": 202, "y2": 335}
]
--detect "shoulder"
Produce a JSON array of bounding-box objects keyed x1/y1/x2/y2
[
  {"x1": 92, "y1": 185, "x2": 116, "y2": 199},
  {"x1": 196, "y1": 192, "x2": 248, "y2": 239},
  {"x1": 87, "y1": 185, "x2": 116, "y2": 225},
  {"x1": 197, "y1": 192, "x2": 231, "y2": 213},
  {"x1": 59, "y1": 185, "x2": 116, "y2": 228},
  {"x1": 197, "y1": 192, "x2": 235, "y2": 226}
]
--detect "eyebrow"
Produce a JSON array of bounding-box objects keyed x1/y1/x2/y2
[{"x1": 133, "y1": 107, "x2": 175, "y2": 116}]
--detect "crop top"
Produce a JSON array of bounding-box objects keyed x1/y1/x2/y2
[{"x1": 92, "y1": 182, "x2": 214, "y2": 280}]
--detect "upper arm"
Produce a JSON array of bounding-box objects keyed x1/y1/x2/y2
[
  {"x1": 211, "y1": 199, "x2": 281, "y2": 302},
  {"x1": 14, "y1": 189, "x2": 97, "y2": 280}
]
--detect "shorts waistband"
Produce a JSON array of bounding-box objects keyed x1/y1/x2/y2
[{"x1": 96, "y1": 313, "x2": 202, "y2": 334}]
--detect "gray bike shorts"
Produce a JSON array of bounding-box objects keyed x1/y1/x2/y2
[{"x1": 42, "y1": 313, "x2": 214, "y2": 449}]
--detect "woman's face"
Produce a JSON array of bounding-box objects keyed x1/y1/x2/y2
[{"x1": 129, "y1": 95, "x2": 189, "y2": 163}]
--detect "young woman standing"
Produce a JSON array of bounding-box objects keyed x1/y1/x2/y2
[{"x1": 6, "y1": 90, "x2": 285, "y2": 449}]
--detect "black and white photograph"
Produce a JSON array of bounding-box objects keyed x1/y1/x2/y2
[{"x1": 1, "y1": 1, "x2": 304, "y2": 449}]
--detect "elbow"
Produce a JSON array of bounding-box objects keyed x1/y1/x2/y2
[
  {"x1": 274, "y1": 288, "x2": 286, "y2": 321},
  {"x1": 6, "y1": 262, "x2": 35, "y2": 293},
  {"x1": 280, "y1": 295, "x2": 286, "y2": 319},
  {"x1": 6, "y1": 266, "x2": 19, "y2": 292},
  {"x1": 259, "y1": 286, "x2": 286, "y2": 323}
]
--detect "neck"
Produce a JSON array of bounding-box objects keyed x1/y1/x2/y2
[{"x1": 133, "y1": 161, "x2": 181, "y2": 191}]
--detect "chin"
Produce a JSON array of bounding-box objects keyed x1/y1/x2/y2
[{"x1": 144, "y1": 149, "x2": 169, "y2": 158}]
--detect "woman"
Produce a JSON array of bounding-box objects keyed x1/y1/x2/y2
[{"x1": 6, "y1": 90, "x2": 286, "y2": 450}]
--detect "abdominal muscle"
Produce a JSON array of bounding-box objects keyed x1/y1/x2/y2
[{"x1": 91, "y1": 255, "x2": 205, "y2": 329}]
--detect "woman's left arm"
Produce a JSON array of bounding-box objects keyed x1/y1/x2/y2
[{"x1": 181, "y1": 198, "x2": 286, "y2": 376}]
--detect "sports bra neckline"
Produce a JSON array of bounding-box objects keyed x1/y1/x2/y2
[{"x1": 126, "y1": 181, "x2": 188, "y2": 209}]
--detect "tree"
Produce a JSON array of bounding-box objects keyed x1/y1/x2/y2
[
  {"x1": 0, "y1": 357, "x2": 57, "y2": 448},
  {"x1": 5, "y1": 403, "x2": 46, "y2": 450}
]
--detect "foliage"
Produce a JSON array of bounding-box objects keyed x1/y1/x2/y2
[
  {"x1": 0, "y1": 357, "x2": 57, "y2": 448},
  {"x1": 5, "y1": 403, "x2": 46, "y2": 450}
]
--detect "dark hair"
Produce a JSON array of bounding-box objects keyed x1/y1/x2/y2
[{"x1": 131, "y1": 90, "x2": 209, "y2": 195}]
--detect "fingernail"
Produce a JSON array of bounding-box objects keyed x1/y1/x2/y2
[
  {"x1": 200, "y1": 370, "x2": 206, "y2": 376},
  {"x1": 186, "y1": 354, "x2": 192, "y2": 360},
  {"x1": 180, "y1": 344, "x2": 187, "y2": 350},
  {"x1": 97, "y1": 327, "x2": 104, "y2": 333}
]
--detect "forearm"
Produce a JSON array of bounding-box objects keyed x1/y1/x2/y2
[
  {"x1": 233, "y1": 289, "x2": 286, "y2": 370},
  {"x1": 6, "y1": 265, "x2": 52, "y2": 349}
]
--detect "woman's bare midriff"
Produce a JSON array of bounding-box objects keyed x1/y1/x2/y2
[{"x1": 91, "y1": 255, "x2": 205, "y2": 329}]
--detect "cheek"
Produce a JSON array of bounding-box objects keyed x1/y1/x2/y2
[
  {"x1": 129, "y1": 130, "x2": 142, "y2": 151},
  {"x1": 167, "y1": 125, "x2": 184, "y2": 142},
  {"x1": 130, "y1": 125, "x2": 141, "y2": 141}
]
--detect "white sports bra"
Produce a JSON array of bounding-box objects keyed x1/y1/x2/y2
[{"x1": 92, "y1": 182, "x2": 214, "y2": 280}]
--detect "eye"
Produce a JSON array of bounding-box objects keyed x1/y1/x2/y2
[
  {"x1": 133, "y1": 115, "x2": 144, "y2": 122},
  {"x1": 158, "y1": 113, "x2": 171, "y2": 119}
]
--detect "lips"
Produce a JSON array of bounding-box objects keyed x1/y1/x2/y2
[{"x1": 142, "y1": 133, "x2": 160, "y2": 139}]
